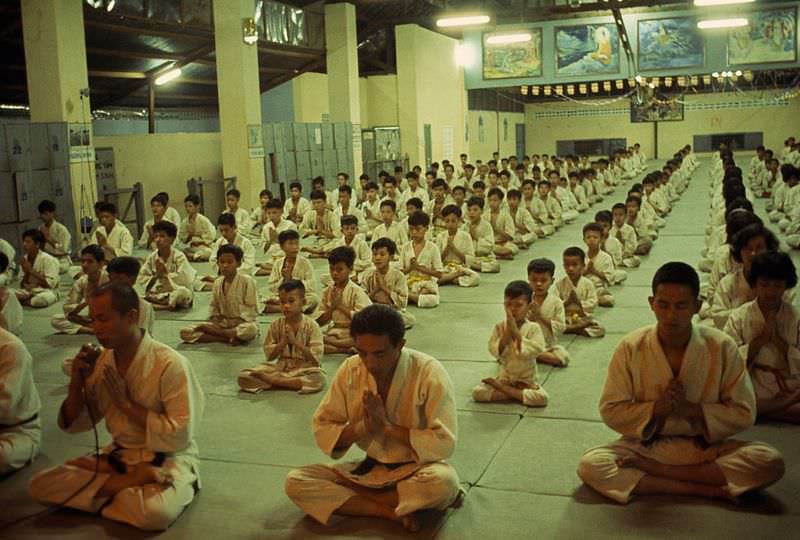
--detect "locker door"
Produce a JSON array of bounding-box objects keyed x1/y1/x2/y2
[
  {"x1": 263, "y1": 124, "x2": 275, "y2": 153},
  {"x1": 5, "y1": 124, "x2": 31, "y2": 172},
  {"x1": 51, "y1": 168, "x2": 76, "y2": 247},
  {"x1": 29, "y1": 124, "x2": 50, "y2": 170},
  {"x1": 284, "y1": 151, "x2": 297, "y2": 180},
  {"x1": 47, "y1": 123, "x2": 69, "y2": 169},
  {"x1": 293, "y1": 123, "x2": 308, "y2": 152},
  {"x1": 15, "y1": 171, "x2": 37, "y2": 221},
  {"x1": 321, "y1": 124, "x2": 334, "y2": 150},
  {"x1": 310, "y1": 152, "x2": 324, "y2": 178},
  {"x1": 32, "y1": 170, "x2": 53, "y2": 208},
  {"x1": 281, "y1": 123, "x2": 295, "y2": 152},
  {"x1": 295, "y1": 151, "x2": 311, "y2": 181},
  {"x1": 0, "y1": 172, "x2": 17, "y2": 223}
]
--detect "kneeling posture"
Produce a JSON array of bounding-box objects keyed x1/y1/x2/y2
[
  {"x1": 284, "y1": 305, "x2": 461, "y2": 531},
  {"x1": 29, "y1": 282, "x2": 205, "y2": 531},
  {"x1": 577, "y1": 262, "x2": 784, "y2": 504}
]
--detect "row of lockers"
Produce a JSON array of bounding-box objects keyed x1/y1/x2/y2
[
  {"x1": 0, "y1": 122, "x2": 71, "y2": 173},
  {"x1": 262, "y1": 121, "x2": 352, "y2": 155},
  {"x1": 265, "y1": 148, "x2": 354, "y2": 190},
  {"x1": 0, "y1": 169, "x2": 77, "y2": 243}
]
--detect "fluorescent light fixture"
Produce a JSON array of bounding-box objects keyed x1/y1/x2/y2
[
  {"x1": 436, "y1": 15, "x2": 490, "y2": 28},
  {"x1": 698, "y1": 18, "x2": 748, "y2": 29},
  {"x1": 694, "y1": 0, "x2": 753, "y2": 5},
  {"x1": 155, "y1": 68, "x2": 182, "y2": 86},
  {"x1": 486, "y1": 33, "x2": 531, "y2": 45}
]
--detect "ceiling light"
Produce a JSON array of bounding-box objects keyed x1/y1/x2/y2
[
  {"x1": 698, "y1": 18, "x2": 748, "y2": 30},
  {"x1": 155, "y1": 68, "x2": 182, "y2": 86},
  {"x1": 486, "y1": 33, "x2": 532, "y2": 45},
  {"x1": 242, "y1": 17, "x2": 258, "y2": 45},
  {"x1": 694, "y1": 0, "x2": 753, "y2": 5},
  {"x1": 436, "y1": 15, "x2": 490, "y2": 28}
]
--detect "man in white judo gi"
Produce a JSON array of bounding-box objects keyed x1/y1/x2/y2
[
  {"x1": 284, "y1": 304, "x2": 462, "y2": 531},
  {"x1": 578, "y1": 262, "x2": 785, "y2": 504},
  {"x1": 28, "y1": 282, "x2": 205, "y2": 530}
]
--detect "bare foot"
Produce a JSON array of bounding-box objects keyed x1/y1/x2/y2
[
  {"x1": 132, "y1": 463, "x2": 173, "y2": 486},
  {"x1": 397, "y1": 512, "x2": 420, "y2": 532},
  {"x1": 616, "y1": 454, "x2": 658, "y2": 475}
]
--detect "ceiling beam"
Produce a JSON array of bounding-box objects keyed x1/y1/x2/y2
[
  {"x1": 85, "y1": 46, "x2": 217, "y2": 66},
  {"x1": 264, "y1": 56, "x2": 326, "y2": 91}
]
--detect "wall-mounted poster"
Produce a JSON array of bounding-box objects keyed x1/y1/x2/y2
[
  {"x1": 482, "y1": 29, "x2": 543, "y2": 79},
  {"x1": 728, "y1": 7, "x2": 797, "y2": 65},
  {"x1": 630, "y1": 96, "x2": 684, "y2": 123},
  {"x1": 637, "y1": 17, "x2": 704, "y2": 70},
  {"x1": 555, "y1": 23, "x2": 620, "y2": 76}
]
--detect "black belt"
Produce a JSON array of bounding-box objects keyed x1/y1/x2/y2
[
  {"x1": 106, "y1": 446, "x2": 167, "y2": 474},
  {"x1": 350, "y1": 456, "x2": 413, "y2": 476},
  {"x1": 0, "y1": 413, "x2": 38, "y2": 430}
]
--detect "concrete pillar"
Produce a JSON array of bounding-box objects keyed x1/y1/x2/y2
[
  {"x1": 395, "y1": 25, "x2": 422, "y2": 166},
  {"x1": 21, "y1": 0, "x2": 96, "y2": 234},
  {"x1": 213, "y1": 0, "x2": 265, "y2": 207},
  {"x1": 325, "y1": 3, "x2": 362, "y2": 177}
]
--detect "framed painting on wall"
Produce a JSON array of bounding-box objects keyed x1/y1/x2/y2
[
  {"x1": 555, "y1": 22, "x2": 620, "y2": 76},
  {"x1": 728, "y1": 7, "x2": 797, "y2": 65},
  {"x1": 637, "y1": 17, "x2": 704, "y2": 71},
  {"x1": 482, "y1": 29, "x2": 543, "y2": 79}
]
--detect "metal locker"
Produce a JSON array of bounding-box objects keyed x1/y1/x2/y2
[
  {"x1": 284, "y1": 152, "x2": 297, "y2": 180},
  {"x1": 0, "y1": 126, "x2": 9, "y2": 171},
  {"x1": 47, "y1": 123, "x2": 69, "y2": 169},
  {"x1": 323, "y1": 150, "x2": 337, "y2": 180},
  {"x1": 51, "y1": 168, "x2": 76, "y2": 246},
  {"x1": 5, "y1": 124, "x2": 31, "y2": 173},
  {"x1": 333, "y1": 122, "x2": 349, "y2": 150},
  {"x1": 14, "y1": 171, "x2": 37, "y2": 221},
  {"x1": 274, "y1": 153, "x2": 288, "y2": 183},
  {"x1": 29, "y1": 124, "x2": 50, "y2": 170},
  {"x1": 31, "y1": 170, "x2": 53, "y2": 208},
  {"x1": 310, "y1": 152, "x2": 324, "y2": 178},
  {"x1": 321, "y1": 123, "x2": 334, "y2": 150},
  {"x1": 307, "y1": 123, "x2": 322, "y2": 151},
  {"x1": 280, "y1": 123, "x2": 295, "y2": 152},
  {"x1": 293, "y1": 123, "x2": 308, "y2": 152},
  {"x1": 336, "y1": 149, "x2": 351, "y2": 174},
  {"x1": 262, "y1": 124, "x2": 275, "y2": 154},
  {"x1": 0, "y1": 172, "x2": 17, "y2": 223},
  {"x1": 272, "y1": 124, "x2": 285, "y2": 154},
  {"x1": 295, "y1": 151, "x2": 311, "y2": 181}
]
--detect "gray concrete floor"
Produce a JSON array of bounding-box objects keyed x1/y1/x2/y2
[{"x1": 2, "y1": 158, "x2": 799, "y2": 539}]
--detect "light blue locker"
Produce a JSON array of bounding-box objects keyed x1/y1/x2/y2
[{"x1": 29, "y1": 124, "x2": 50, "y2": 171}]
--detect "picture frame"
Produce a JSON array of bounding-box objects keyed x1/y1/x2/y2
[
  {"x1": 482, "y1": 29, "x2": 543, "y2": 80},
  {"x1": 637, "y1": 17, "x2": 705, "y2": 71},
  {"x1": 554, "y1": 22, "x2": 620, "y2": 77},
  {"x1": 728, "y1": 7, "x2": 797, "y2": 65}
]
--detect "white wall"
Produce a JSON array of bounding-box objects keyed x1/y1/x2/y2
[
  {"x1": 523, "y1": 90, "x2": 800, "y2": 159},
  {"x1": 94, "y1": 132, "x2": 223, "y2": 217},
  {"x1": 468, "y1": 111, "x2": 525, "y2": 162}
]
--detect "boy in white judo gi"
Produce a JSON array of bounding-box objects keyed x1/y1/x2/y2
[
  {"x1": 360, "y1": 238, "x2": 415, "y2": 329},
  {"x1": 578, "y1": 262, "x2": 785, "y2": 504},
  {"x1": 137, "y1": 221, "x2": 195, "y2": 311},
  {"x1": 555, "y1": 247, "x2": 605, "y2": 338},
  {"x1": 724, "y1": 251, "x2": 800, "y2": 423},
  {"x1": 399, "y1": 212, "x2": 444, "y2": 308},
  {"x1": 315, "y1": 246, "x2": 372, "y2": 354},
  {"x1": 38, "y1": 199, "x2": 72, "y2": 274},
  {"x1": 472, "y1": 280, "x2": 549, "y2": 407},
  {"x1": 0, "y1": 318, "x2": 41, "y2": 475},
  {"x1": 238, "y1": 279, "x2": 326, "y2": 394},
  {"x1": 180, "y1": 194, "x2": 217, "y2": 262},
  {"x1": 52, "y1": 245, "x2": 108, "y2": 334},
  {"x1": 15, "y1": 229, "x2": 60, "y2": 308},
  {"x1": 262, "y1": 229, "x2": 319, "y2": 314},
  {"x1": 0, "y1": 252, "x2": 22, "y2": 335},
  {"x1": 29, "y1": 282, "x2": 205, "y2": 531},
  {"x1": 284, "y1": 304, "x2": 462, "y2": 531},
  {"x1": 95, "y1": 202, "x2": 134, "y2": 260},
  {"x1": 180, "y1": 244, "x2": 259, "y2": 345},
  {"x1": 528, "y1": 258, "x2": 571, "y2": 367}
]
